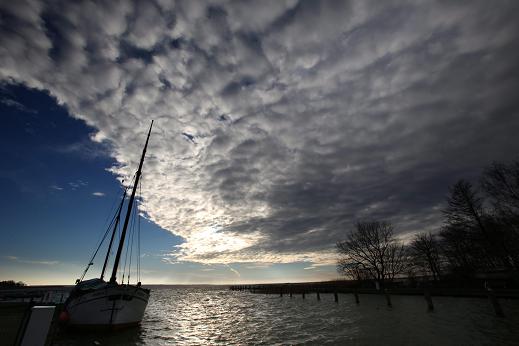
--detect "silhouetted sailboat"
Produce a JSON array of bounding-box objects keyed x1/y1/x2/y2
[{"x1": 65, "y1": 121, "x2": 153, "y2": 327}]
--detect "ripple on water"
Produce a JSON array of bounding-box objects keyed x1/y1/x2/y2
[{"x1": 53, "y1": 287, "x2": 519, "y2": 345}]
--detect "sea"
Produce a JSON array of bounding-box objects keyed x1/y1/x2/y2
[{"x1": 54, "y1": 286, "x2": 519, "y2": 345}]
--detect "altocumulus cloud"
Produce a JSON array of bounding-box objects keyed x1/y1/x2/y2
[{"x1": 1, "y1": 1, "x2": 519, "y2": 266}]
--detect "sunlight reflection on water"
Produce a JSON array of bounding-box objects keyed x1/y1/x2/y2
[{"x1": 55, "y1": 287, "x2": 519, "y2": 345}]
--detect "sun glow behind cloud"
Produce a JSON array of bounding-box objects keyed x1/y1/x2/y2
[{"x1": 173, "y1": 226, "x2": 265, "y2": 263}]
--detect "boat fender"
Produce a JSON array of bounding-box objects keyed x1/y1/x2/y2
[{"x1": 59, "y1": 310, "x2": 69, "y2": 322}]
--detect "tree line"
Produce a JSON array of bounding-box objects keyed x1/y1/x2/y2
[
  {"x1": 337, "y1": 160, "x2": 519, "y2": 288},
  {"x1": 0, "y1": 280, "x2": 27, "y2": 288}
]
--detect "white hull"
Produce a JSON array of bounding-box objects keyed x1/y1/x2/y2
[{"x1": 66, "y1": 284, "x2": 149, "y2": 327}]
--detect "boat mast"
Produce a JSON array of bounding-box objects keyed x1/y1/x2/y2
[
  {"x1": 100, "y1": 187, "x2": 128, "y2": 281},
  {"x1": 109, "y1": 120, "x2": 153, "y2": 284}
]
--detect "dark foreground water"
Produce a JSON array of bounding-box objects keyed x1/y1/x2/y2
[{"x1": 54, "y1": 286, "x2": 519, "y2": 345}]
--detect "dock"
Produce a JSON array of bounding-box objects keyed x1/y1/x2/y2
[
  {"x1": 230, "y1": 281, "x2": 519, "y2": 317},
  {"x1": 1, "y1": 286, "x2": 70, "y2": 345},
  {"x1": 230, "y1": 282, "x2": 519, "y2": 298}
]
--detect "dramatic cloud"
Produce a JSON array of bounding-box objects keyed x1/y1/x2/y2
[{"x1": 1, "y1": 0, "x2": 519, "y2": 265}]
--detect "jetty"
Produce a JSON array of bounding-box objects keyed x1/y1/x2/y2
[
  {"x1": 230, "y1": 281, "x2": 519, "y2": 298},
  {"x1": 0, "y1": 286, "x2": 70, "y2": 345},
  {"x1": 230, "y1": 280, "x2": 519, "y2": 317}
]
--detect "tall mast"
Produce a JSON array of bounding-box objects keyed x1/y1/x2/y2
[
  {"x1": 110, "y1": 120, "x2": 153, "y2": 283},
  {"x1": 100, "y1": 187, "x2": 128, "y2": 281}
]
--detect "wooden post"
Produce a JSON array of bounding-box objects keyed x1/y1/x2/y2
[
  {"x1": 290, "y1": 292, "x2": 293, "y2": 298},
  {"x1": 334, "y1": 292, "x2": 338, "y2": 303},
  {"x1": 354, "y1": 290, "x2": 360, "y2": 304},
  {"x1": 384, "y1": 290, "x2": 392, "y2": 307},
  {"x1": 302, "y1": 292, "x2": 305, "y2": 299},
  {"x1": 317, "y1": 292, "x2": 321, "y2": 301},
  {"x1": 487, "y1": 288, "x2": 504, "y2": 317},
  {"x1": 424, "y1": 289, "x2": 434, "y2": 312},
  {"x1": 280, "y1": 291, "x2": 283, "y2": 297}
]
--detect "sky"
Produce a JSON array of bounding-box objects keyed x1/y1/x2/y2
[{"x1": 1, "y1": 0, "x2": 519, "y2": 285}]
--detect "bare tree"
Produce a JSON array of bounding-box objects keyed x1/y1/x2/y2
[
  {"x1": 443, "y1": 180, "x2": 487, "y2": 235},
  {"x1": 442, "y1": 179, "x2": 513, "y2": 271},
  {"x1": 409, "y1": 232, "x2": 442, "y2": 281},
  {"x1": 439, "y1": 225, "x2": 480, "y2": 274},
  {"x1": 336, "y1": 261, "x2": 370, "y2": 282},
  {"x1": 482, "y1": 160, "x2": 519, "y2": 225},
  {"x1": 385, "y1": 241, "x2": 408, "y2": 281},
  {"x1": 479, "y1": 161, "x2": 519, "y2": 270},
  {"x1": 337, "y1": 221, "x2": 408, "y2": 287}
]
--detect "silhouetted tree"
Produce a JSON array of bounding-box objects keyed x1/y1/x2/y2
[
  {"x1": 482, "y1": 161, "x2": 519, "y2": 223},
  {"x1": 336, "y1": 160, "x2": 519, "y2": 286},
  {"x1": 337, "y1": 221, "x2": 408, "y2": 287},
  {"x1": 409, "y1": 232, "x2": 442, "y2": 281},
  {"x1": 442, "y1": 179, "x2": 513, "y2": 271},
  {"x1": 0, "y1": 280, "x2": 26, "y2": 288},
  {"x1": 439, "y1": 224, "x2": 485, "y2": 276},
  {"x1": 443, "y1": 180, "x2": 487, "y2": 235},
  {"x1": 385, "y1": 241, "x2": 409, "y2": 281},
  {"x1": 481, "y1": 162, "x2": 519, "y2": 270},
  {"x1": 336, "y1": 261, "x2": 370, "y2": 282}
]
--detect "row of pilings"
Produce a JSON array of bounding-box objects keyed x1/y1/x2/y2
[{"x1": 229, "y1": 282, "x2": 519, "y2": 317}]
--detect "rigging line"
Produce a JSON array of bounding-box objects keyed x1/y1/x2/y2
[
  {"x1": 115, "y1": 200, "x2": 122, "y2": 277},
  {"x1": 100, "y1": 186, "x2": 129, "y2": 280},
  {"x1": 90, "y1": 204, "x2": 119, "y2": 257},
  {"x1": 79, "y1": 209, "x2": 119, "y2": 281},
  {"x1": 138, "y1": 179, "x2": 142, "y2": 283},
  {"x1": 132, "y1": 190, "x2": 139, "y2": 283},
  {"x1": 100, "y1": 186, "x2": 122, "y2": 231},
  {"x1": 138, "y1": 215, "x2": 141, "y2": 280},
  {"x1": 131, "y1": 192, "x2": 139, "y2": 284},
  {"x1": 116, "y1": 220, "x2": 122, "y2": 281},
  {"x1": 122, "y1": 193, "x2": 137, "y2": 284},
  {"x1": 127, "y1": 199, "x2": 137, "y2": 285},
  {"x1": 117, "y1": 208, "x2": 122, "y2": 247},
  {"x1": 117, "y1": 174, "x2": 137, "y2": 283},
  {"x1": 131, "y1": 195, "x2": 138, "y2": 283},
  {"x1": 121, "y1": 217, "x2": 131, "y2": 284}
]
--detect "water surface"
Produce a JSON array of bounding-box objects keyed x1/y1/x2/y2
[{"x1": 55, "y1": 286, "x2": 519, "y2": 345}]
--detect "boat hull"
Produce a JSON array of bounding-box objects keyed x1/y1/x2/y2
[{"x1": 66, "y1": 285, "x2": 149, "y2": 327}]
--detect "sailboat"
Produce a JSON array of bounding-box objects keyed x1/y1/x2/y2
[{"x1": 64, "y1": 121, "x2": 153, "y2": 327}]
